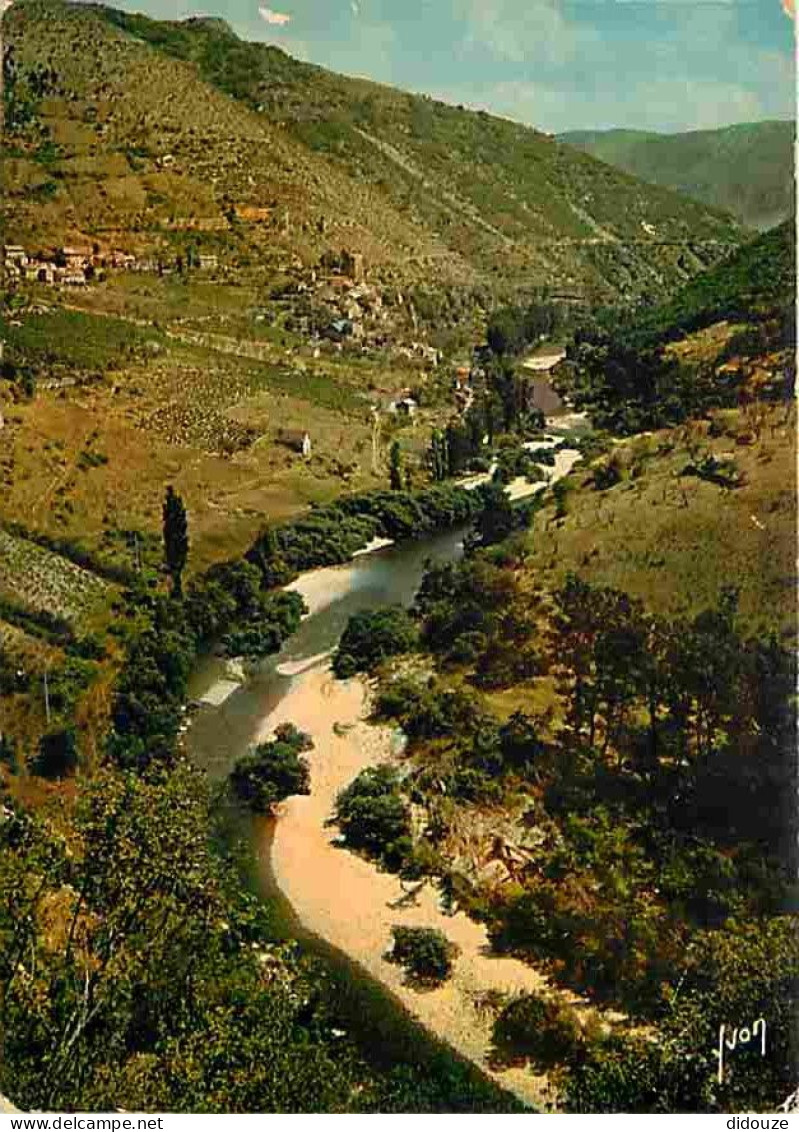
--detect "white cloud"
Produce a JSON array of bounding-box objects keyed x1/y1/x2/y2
[
  {"x1": 453, "y1": 0, "x2": 599, "y2": 66},
  {"x1": 441, "y1": 74, "x2": 773, "y2": 135},
  {"x1": 258, "y1": 6, "x2": 291, "y2": 26}
]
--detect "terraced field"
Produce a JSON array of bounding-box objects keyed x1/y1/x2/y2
[{"x1": 0, "y1": 620, "x2": 63, "y2": 675}]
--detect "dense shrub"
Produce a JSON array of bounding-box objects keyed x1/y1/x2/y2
[
  {"x1": 592, "y1": 451, "x2": 625, "y2": 490},
  {"x1": 230, "y1": 724, "x2": 312, "y2": 813},
  {"x1": 492, "y1": 993, "x2": 586, "y2": 1066},
  {"x1": 333, "y1": 607, "x2": 417, "y2": 678},
  {"x1": 375, "y1": 678, "x2": 483, "y2": 743},
  {"x1": 44, "y1": 658, "x2": 97, "y2": 716},
  {"x1": 221, "y1": 591, "x2": 306, "y2": 658},
  {"x1": 30, "y1": 728, "x2": 79, "y2": 779},
  {"x1": 334, "y1": 765, "x2": 412, "y2": 870}
]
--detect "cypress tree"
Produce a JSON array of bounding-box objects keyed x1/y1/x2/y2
[
  {"x1": 162, "y1": 485, "x2": 189, "y2": 597},
  {"x1": 389, "y1": 441, "x2": 403, "y2": 491}
]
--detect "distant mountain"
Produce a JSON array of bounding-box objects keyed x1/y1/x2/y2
[
  {"x1": 559, "y1": 121, "x2": 795, "y2": 231},
  {"x1": 2, "y1": 0, "x2": 742, "y2": 303}
]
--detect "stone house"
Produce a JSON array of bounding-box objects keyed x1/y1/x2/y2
[
  {"x1": 4, "y1": 246, "x2": 28, "y2": 267},
  {"x1": 391, "y1": 397, "x2": 418, "y2": 418},
  {"x1": 61, "y1": 246, "x2": 92, "y2": 270}
]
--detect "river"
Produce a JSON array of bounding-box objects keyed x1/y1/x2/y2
[
  {"x1": 186, "y1": 523, "x2": 466, "y2": 780},
  {"x1": 185, "y1": 424, "x2": 583, "y2": 1110},
  {"x1": 184, "y1": 525, "x2": 539, "y2": 1108}
]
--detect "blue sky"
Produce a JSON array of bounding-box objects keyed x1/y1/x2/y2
[{"x1": 108, "y1": 0, "x2": 796, "y2": 133}]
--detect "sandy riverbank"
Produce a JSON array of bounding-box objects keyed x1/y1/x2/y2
[
  {"x1": 284, "y1": 562, "x2": 363, "y2": 617},
  {"x1": 261, "y1": 662, "x2": 559, "y2": 1111}
]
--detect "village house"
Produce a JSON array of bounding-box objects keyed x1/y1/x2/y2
[
  {"x1": 325, "y1": 318, "x2": 353, "y2": 342},
  {"x1": 235, "y1": 205, "x2": 272, "y2": 223},
  {"x1": 4, "y1": 246, "x2": 28, "y2": 268},
  {"x1": 350, "y1": 283, "x2": 381, "y2": 310},
  {"x1": 412, "y1": 342, "x2": 441, "y2": 366},
  {"x1": 280, "y1": 429, "x2": 312, "y2": 458},
  {"x1": 32, "y1": 263, "x2": 58, "y2": 285},
  {"x1": 61, "y1": 246, "x2": 92, "y2": 271},
  {"x1": 454, "y1": 366, "x2": 471, "y2": 389}
]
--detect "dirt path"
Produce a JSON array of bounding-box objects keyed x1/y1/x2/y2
[{"x1": 263, "y1": 664, "x2": 560, "y2": 1111}]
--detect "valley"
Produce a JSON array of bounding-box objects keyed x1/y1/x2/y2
[{"x1": 0, "y1": 0, "x2": 796, "y2": 1117}]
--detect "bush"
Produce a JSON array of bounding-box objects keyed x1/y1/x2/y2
[
  {"x1": 219, "y1": 590, "x2": 305, "y2": 659},
  {"x1": 492, "y1": 993, "x2": 585, "y2": 1066},
  {"x1": 230, "y1": 725, "x2": 312, "y2": 813},
  {"x1": 563, "y1": 1031, "x2": 710, "y2": 1113},
  {"x1": 334, "y1": 765, "x2": 412, "y2": 870},
  {"x1": 0, "y1": 733, "x2": 20, "y2": 773},
  {"x1": 552, "y1": 478, "x2": 571, "y2": 518},
  {"x1": 388, "y1": 925, "x2": 458, "y2": 985},
  {"x1": 333, "y1": 606, "x2": 417, "y2": 678}
]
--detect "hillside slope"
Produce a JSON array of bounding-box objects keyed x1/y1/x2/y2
[
  {"x1": 603, "y1": 219, "x2": 795, "y2": 350},
  {"x1": 557, "y1": 222, "x2": 795, "y2": 433},
  {"x1": 559, "y1": 121, "x2": 795, "y2": 231},
  {"x1": 3, "y1": 0, "x2": 742, "y2": 300}
]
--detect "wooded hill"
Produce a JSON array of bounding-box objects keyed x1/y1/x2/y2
[
  {"x1": 556, "y1": 221, "x2": 796, "y2": 433},
  {"x1": 4, "y1": 0, "x2": 742, "y2": 301},
  {"x1": 559, "y1": 120, "x2": 795, "y2": 232}
]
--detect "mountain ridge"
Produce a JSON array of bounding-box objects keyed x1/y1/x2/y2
[
  {"x1": 559, "y1": 120, "x2": 795, "y2": 231},
  {"x1": 3, "y1": 0, "x2": 743, "y2": 302}
]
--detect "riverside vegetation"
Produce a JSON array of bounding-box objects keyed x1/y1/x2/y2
[{"x1": 1, "y1": 477, "x2": 525, "y2": 1111}]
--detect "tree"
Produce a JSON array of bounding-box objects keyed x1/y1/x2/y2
[
  {"x1": 333, "y1": 607, "x2": 418, "y2": 678},
  {"x1": 334, "y1": 765, "x2": 412, "y2": 869},
  {"x1": 493, "y1": 993, "x2": 585, "y2": 1066},
  {"x1": 389, "y1": 441, "x2": 403, "y2": 491},
  {"x1": 429, "y1": 430, "x2": 448, "y2": 482},
  {"x1": 162, "y1": 486, "x2": 189, "y2": 597},
  {"x1": 230, "y1": 727, "x2": 312, "y2": 813},
  {"x1": 445, "y1": 421, "x2": 473, "y2": 476},
  {"x1": 246, "y1": 523, "x2": 293, "y2": 589},
  {"x1": 31, "y1": 728, "x2": 79, "y2": 779},
  {"x1": 474, "y1": 482, "x2": 514, "y2": 547},
  {"x1": 551, "y1": 575, "x2": 650, "y2": 751}
]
